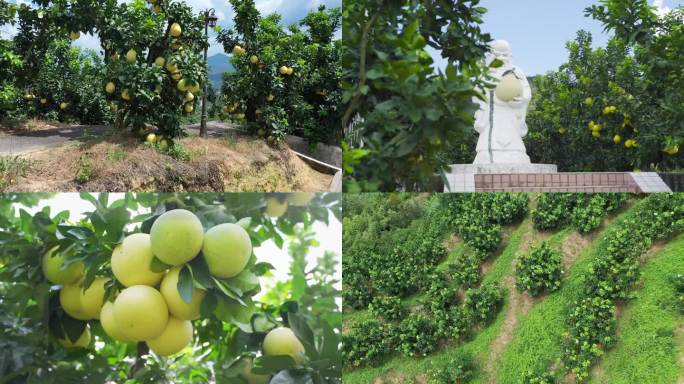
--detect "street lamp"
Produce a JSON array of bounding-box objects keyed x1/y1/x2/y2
[{"x1": 200, "y1": 8, "x2": 218, "y2": 138}]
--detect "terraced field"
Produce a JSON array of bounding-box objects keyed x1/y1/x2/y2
[{"x1": 342, "y1": 193, "x2": 684, "y2": 383}]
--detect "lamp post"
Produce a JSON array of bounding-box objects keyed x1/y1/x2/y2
[{"x1": 200, "y1": 8, "x2": 218, "y2": 138}]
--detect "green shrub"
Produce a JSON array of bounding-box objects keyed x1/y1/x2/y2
[
  {"x1": 75, "y1": 154, "x2": 93, "y2": 183},
  {"x1": 672, "y1": 274, "x2": 684, "y2": 314},
  {"x1": 342, "y1": 319, "x2": 391, "y2": 368},
  {"x1": 515, "y1": 241, "x2": 562, "y2": 296},
  {"x1": 463, "y1": 284, "x2": 503, "y2": 324},
  {"x1": 0, "y1": 156, "x2": 30, "y2": 189},
  {"x1": 368, "y1": 295, "x2": 404, "y2": 322},
  {"x1": 397, "y1": 313, "x2": 439, "y2": 357},
  {"x1": 429, "y1": 352, "x2": 474, "y2": 384},
  {"x1": 519, "y1": 370, "x2": 557, "y2": 384},
  {"x1": 448, "y1": 253, "x2": 482, "y2": 289}
]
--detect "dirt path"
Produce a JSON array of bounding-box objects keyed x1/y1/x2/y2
[{"x1": 482, "y1": 221, "x2": 550, "y2": 383}]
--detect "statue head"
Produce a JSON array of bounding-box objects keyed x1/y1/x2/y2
[{"x1": 486, "y1": 40, "x2": 513, "y2": 66}]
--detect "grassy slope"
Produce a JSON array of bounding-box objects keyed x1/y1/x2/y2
[
  {"x1": 590, "y1": 232, "x2": 684, "y2": 384},
  {"x1": 495, "y1": 207, "x2": 635, "y2": 384},
  {"x1": 343, "y1": 221, "x2": 529, "y2": 383}
]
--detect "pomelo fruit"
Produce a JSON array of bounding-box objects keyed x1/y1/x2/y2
[
  {"x1": 79, "y1": 277, "x2": 108, "y2": 319},
  {"x1": 184, "y1": 103, "x2": 193, "y2": 113},
  {"x1": 42, "y1": 246, "x2": 84, "y2": 285},
  {"x1": 279, "y1": 66, "x2": 288, "y2": 75},
  {"x1": 170, "y1": 22, "x2": 182, "y2": 37},
  {"x1": 105, "y1": 82, "x2": 116, "y2": 94},
  {"x1": 166, "y1": 62, "x2": 178, "y2": 73},
  {"x1": 69, "y1": 31, "x2": 80, "y2": 41},
  {"x1": 286, "y1": 67, "x2": 293, "y2": 75},
  {"x1": 121, "y1": 90, "x2": 131, "y2": 101},
  {"x1": 266, "y1": 94, "x2": 274, "y2": 102},
  {"x1": 100, "y1": 301, "x2": 132, "y2": 341},
  {"x1": 150, "y1": 209, "x2": 204, "y2": 266},
  {"x1": 184, "y1": 92, "x2": 194, "y2": 102},
  {"x1": 59, "y1": 325, "x2": 90, "y2": 348},
  {"x1": 59, "y1": 282, "x2": 90, "y2": 320},
  {"x1": 202, "y1": 223, "x2": 252, "y2": 278},
  {"x1": 146, "y1": 133, "x2": 157, "y2": 143},
  {"x1": 159, "y1": 139, "x2": 169, "y2": 151},
  {"x1": 160, "y1": 266, "x2": 206, "y2": 320},
  {"x1": 114, "y1": 285, "x2": 169, "y2": 340},
  {"x1": 111, "y1": 233, "x2": 164, "y2": 287},
  {"x1": 146, "y1": 316, "x2": 192, "y2": 356},
  {"x1": 59, "y1": 102, "x2": 67, "y2": 110},
  {"x1": 495, "y1": 73, "x2": 523, "y2": 102},
  {"x1": 265, "y1": 197, "x2": 287, "y2": 218},
  {"x1": 154, "y1": 57, "x2": 166, "y2": 67},
  {"x1": 262, "y1": 327, "x2": 305, "y2": 363},
  {"x1": 286, "y1": 193, "x2": 313, "y2": 206},
  {"x1": 250, "y1": 55, "x2": 258, "y2": 64},
  {"x1": 126, "y1": 49, "x2": 137, "y2": 63}
]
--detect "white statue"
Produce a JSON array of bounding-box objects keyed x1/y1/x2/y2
[{"x1": 473, "y1": 40, "x2": 532, "y2": 164}]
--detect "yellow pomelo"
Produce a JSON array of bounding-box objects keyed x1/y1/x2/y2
[
  {"x1": 159, "y1": 139, "x2": 169, "y2": 151},
  {"x1": 40, "y1": 98, "x2": 47, "y2": 104},
  {"x1": 286, "y1": 67, "x2": 293, "y2": 75},
  {"x1": 241, "y1": 357, "x2": 270, "y2": 384},
  {"x1": 250, "y1": 55, "x2": 258, "y2": 64},
  {"x1": 166, "y1": 62, "x2": 178, "y2": 73},
  {"x1": 155, "y1": 57, "x2": 166, "y2": 67},
  {"x1": 286, "y1": 193, "x2": 314, "y2": 206},
  {"x1": 177, "y1": 79, "x2": 188, "y2": 92},
  {"x1": 279, "y1": 66, "x2": 288, "y2": 75},
  {"x1": 265, "y1": 197, "x2": 287, "y2": 218},
  {"x1": 232, "y1": 45, "x2": 244, "y2": 55},
  {"x1": 188, "y1": 83, "x2": 200, "y2": 94},
  {"x1": 184, "y1": 103, "x2": 194, "y2": 113},
  {"x1": 202, "y1": 223, "x2": 252, "y2": 278},
  {"x1": 114, "y1": 285, "x2": 169, "y2": 341},
  {"x1": 59, "y1": 325, "x2": 90, "y2": 348},
  {"x1": 111, "y1": 233, "x2": 164, "y2": 287},
  {"x1": 146, "y1": 316, "x2": 193, "y2": 356},
  {"x1": 150, "y1": 209, "x2": 204, "y2": 266},
  {"x1": 59, "y1": 102, "x2": 67, "y2": 110},
  {"x1": 121, "y1": 90, "x2": 131, "y2": 101},
  {"x1": 262, "y1": 327, "x2": 305, "y2": 363},
  {"x1": 184, "y1": 92, "x2": 194, "y2": 102},
  {"x1": 495, "y1": 73, "x2": 523, "y2": 102},
  {"x1": 42, "y1": 246, "x2": 84, "y2": 285},
  {"x1": 126, "y1": 49, "x2": 137, "y2": 63},
  {"x1": 266, "y1": 94, "x2": 274, "y2": 102},
  {"x1": 100, "y1": 301, "x2": 132, "y2": 341},
  {"x1": 80, "y1": 277, "x2": 108, "y2": 319},
  {"x1": 160, "y1": 267, "x2": 205, "y2": 320},
  {"x1": 170, "y1": 23, "x2": 182, "y2": 37},
  {"x1": 105, "y1": 82, "x2": 116, "y2": 94},
  {"x1": 59, "y1": 282, "x2": 90, "y2": 320},
  {"x1": 146, "y1": 133, "x2": 157, "y2": 143}
]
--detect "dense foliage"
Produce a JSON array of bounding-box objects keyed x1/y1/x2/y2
[
  {"x1": 515, "y1": 241, "x2": 562, "y2": 297},
  {"x1": 428, "y1": 352, "x2": 474, "y2": 384},
  {"x1": 342, "y1": 193, "x2": 522, "y2": 369},
  {"x1": 0, "y1": 192, "x2": 342, "y2": 383},
  {"x1": 531, "y1": 193, "x2": 628, "y2": 233},
  {"x1": 526, "y1": 1, "x2": 684, "y2": 171},
  {"x1": 561, "y1": 193, "x2": 684, "y2": 382},
  {"x1": 216, "y1": 0, "x2": 341, "y2": 145},
  {"x1": 342, "y1": 0, "x2": 493, "y2": 191}
]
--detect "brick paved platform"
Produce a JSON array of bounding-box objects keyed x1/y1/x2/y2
[{"x1": 445, "y1": 172, "x2": 671, "y2": 193}]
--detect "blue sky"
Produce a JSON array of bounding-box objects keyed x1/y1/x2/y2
[
  {"x1": 432, "y1": 0, "x2": 684, "y2": 75},
  {"x1": 1, "y1": 0, "x2": 342, "y2": 57}
]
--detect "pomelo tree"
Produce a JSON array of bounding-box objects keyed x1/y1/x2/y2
[
  {"x1": 0, "y1": 192, "x2": 341, "y2": 383},
  {"x1": 526, "y1": 0, "x2": 684, "y2": 171},
  {"x1": 216, "y1": 0, "x2": 341, "y2": 145},
  {"x1": 341, "y1": 0, "x2": 493, "y2": 192}
]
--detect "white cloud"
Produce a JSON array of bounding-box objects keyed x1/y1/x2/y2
[
  {"x1": 255, "y1": 0, "x2": 285, "y2": 15},
  {"x1": 653, "y1": 0, "x2": 671, "y2": 17},
  {"x1": 73, "y1": 32, "x2": 102, "y2": 53}
]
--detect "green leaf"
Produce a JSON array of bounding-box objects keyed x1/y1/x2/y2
[
  {"x1": 291, "y1": 272, "x2": 307, "y2": 301},
  {"x1": 251, "y1": 355, "x2": 297, "y2": 374},
  {"x1": 149, "y1": 256, "x2": 172, "y2": 273},
  {"x1": 61, "y1": 315, "x2": 87, "y2": 344},
  {"x1": 177, "y1": 266, "x2": 195, "y2": 304}
]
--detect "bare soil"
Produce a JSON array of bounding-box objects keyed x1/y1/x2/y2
[{"x1": 4, "y1": 132, "x2": 332, "y2": 192}]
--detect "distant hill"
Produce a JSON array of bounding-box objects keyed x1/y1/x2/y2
[{"x1": 207, "y1": 53, "x2": 234, "y2": 90}]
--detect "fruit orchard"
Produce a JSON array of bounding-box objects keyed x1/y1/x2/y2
[
  {"x1": 216, "y1": 0, "x2": 341, "y2": 145},
  {"x1": 526, "y1": 1, "x2": 684, "y2": 172},
  {"x1": 342, "y1": 192, "x2": 684, "y2": 383},
  {"x1": 0, "y1": 192, "x2": 341, "y2": 383}
]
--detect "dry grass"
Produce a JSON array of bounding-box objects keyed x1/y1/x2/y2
[{"x1": 5, "y1": 133, "x2": 332, "y2": 192}]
